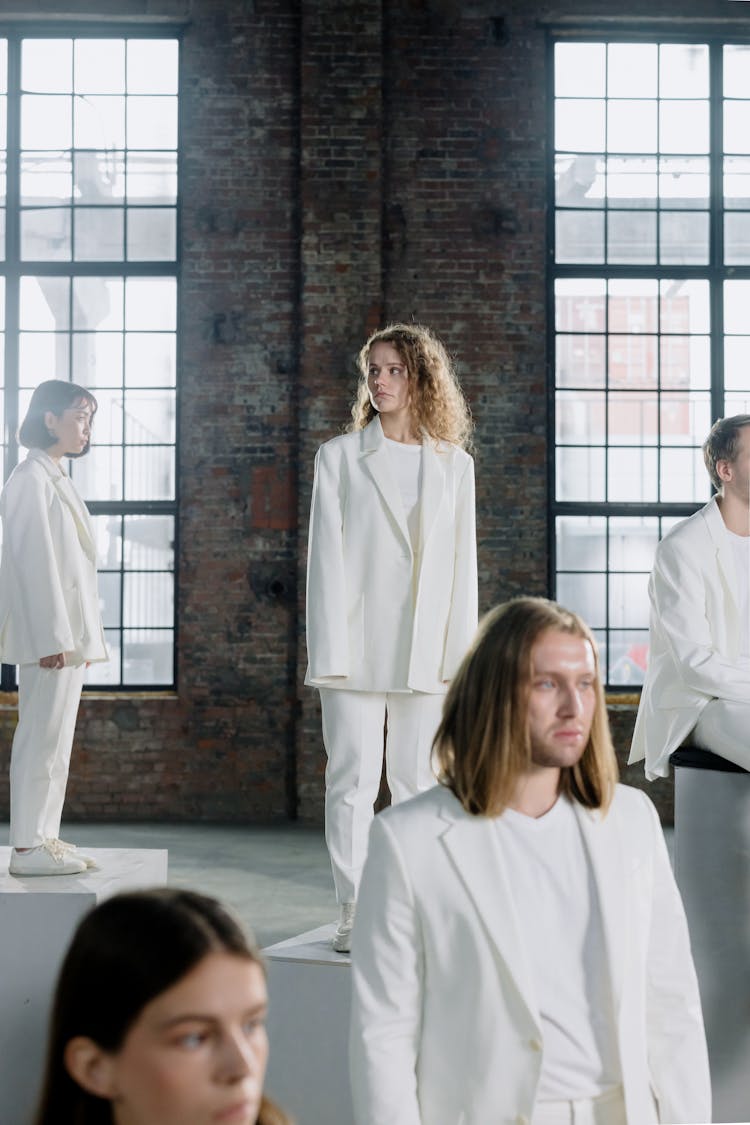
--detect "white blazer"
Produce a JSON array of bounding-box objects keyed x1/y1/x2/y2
[
  {"x1": 305, "y1": 416, "x2": 478, "y2": 693},
  {"x1": 629, "y1": 496, "x2": 750, "y2": 779},
  {"x1": 350, "y1": 784, "x2": 710, "y2": 1125},
  {"x1": 0, "y1": 449, "x2": 107, "y2": 666}
]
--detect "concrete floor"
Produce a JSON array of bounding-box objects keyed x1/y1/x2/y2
[{"x1": 2, "y1": 820, "x2": 337, "y2": 949}]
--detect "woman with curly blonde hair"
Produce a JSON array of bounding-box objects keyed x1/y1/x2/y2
[{"x1": 305, "y1": 323, "x2": 478, "y2": 952}]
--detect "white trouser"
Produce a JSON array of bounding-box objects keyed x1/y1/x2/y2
[
  {"x1": 692, "y1": 698, "x2": 750, "y2": 770},
  {"x1": 532, "y1": 1086, "x2": 627, "y2": 1125},
  {"x1": 9, "y1": 661, "x2": 86, "y2": 848},
  {"x1": 319, "y1": 687, "x2": 444, "y2": 903}
]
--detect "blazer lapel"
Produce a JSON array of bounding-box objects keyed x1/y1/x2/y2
[
  {"x1": 418, "y1": 438, "x2": 445, "y2": 554},
  {"x1": 702, "y1": 496, "x2": 741, "y2": 651},
  {"x1": 29, "y1": 450, "x2": 97, "y2": 564},
  {"x1": 573, "y1": 802, "x2": 626, "y2": 1018},
  {"x1": 439, "y1": 801, "x2": 542, "y2": 1031},
  {"x1": 360, "y1": 417, "x2": 413, "y2": 557}
]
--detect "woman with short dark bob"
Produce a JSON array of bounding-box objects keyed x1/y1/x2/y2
[
  {"x1": 34, "y1": 888, "x2": 291, "y2": 1125},
  {"x1": 0, "y1": 379, "x2": 107, "y2": 877}
]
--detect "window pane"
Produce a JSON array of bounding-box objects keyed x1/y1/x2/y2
[
  {"x1": 608, "y1": 447, "x2": 658, "y2": 502},
  {"x1": 724, "y1": 280, "x2": 750, "y2": 333},
  {"x1": 607, "y1": 101, "x2": 657, "y2": 153},
  {"x1": 660, "y1": 44, "x2": 708, "y2": 98},
  {"x1": 660, "y1": 211, "x2": 709, "y2": 265},
  {"x1": 125, "y1": 277, "x2": 176, "y2": 330},
  {"x1": 660, "y1": 156, "x2": 709, "y2": 208},
  {"x1": 556, "y1": 446, "x2": 606, "y2": 502},
  {"x1": 556, "y1": 210, "x2": 604, "y2": 264},
  {"x1": 75, "y1": 39, "x2": 125, "y2": 94},
  {"x1": 21, "y1": 150, "x2": 71, "y2": 203},
  {"x1": 608, "y1": 44, "x2": 657, "y2": 98},
  {"x1": 125, "y1": 332, "x2": 176, "y2": 387},
  {"x1": 124, "y1": 571, "x2": 173, "y2": 627},
  {"x1": 126, "y1": 96, "x2": 178, "y2": 149},
  {"x1": 124, "y1": 514, "x2": 174, "y2": 569},
  {"x1": 21, "y1": 276, "x2": 70, "y2": 329},
  {"x1": 610, "y1": 572, "x2": 650, "y2": 628},
  {"x1": 661, "y1": 336, "x2": 711, "y2": 390},
  {"x1": 19, "y1": 332, "x2": 69, "y2": 383},
  {"x1": 659, "y1": 101, "x2": 709, "y2": 154},
  {"x1": 557, "y1": 572, "x2": 606, "y2": 627},
  {"x1": 556, "y1": 334, "x2": 605, "y2": 388},
  {"x1": 127, "y1": 208, "x2": 176, "y2": 261},
  {"x1": 74, "y1": 94, "x2": 125, "y2": 149},
  {"x1": 660, "y1": 279, "x2": 710, "y2": 333},
  {"x1": 607, "y1": 211, "x2": 656, "y2": 263},
  {"x1": 20, "y1": 207, "x2": 71, "y2": 259},
  {"x1": 97, "y1": 570, "x2": 122, "y2": 628},
  {"x1": 73, "y1": 333, "x2": 123, "y2": 386},
  {"x1": 126, "y1": 151, "x2": 177, "y2": 203},
  {"x1": 609, "y1": 517, "x2": 659, "y2": 568},
  {"x1": 555, "y1": 279, "x2": 606, "y2": 331},
  {"x1": 73, "y1": 444, "x2": 123, "y2": 501},
  {"x1": 608, "y1": 335, "x2": 658, "y2": 389},
  {"x1": 557, "y1": 390, "x2": 605, "y2": 444},
  {"x1": 74, "y1": 150, "x2": 124, "y2": 203},
  {"x1": 22, "y1": 40, "x2": 72, "y2": 93},
  {"x1": 608, "y1": 279, "x2": 658, "y2": 332},
  {"x1": 555, "y1": 100, "x2": 606, "y2": 153},
  {"x1": 724, "y1": 102, "x2": 750, "y2": 155},
  {"x1": 85, "y1": 630, "x2": 121, "y2": 685},
  {"x1": 72, "y1": 277, "x2": 124, "y2": 330},
  {"x1": 606, "y1": 156, "x2": 656, "y2": 207},
  {"x1": 74, "y1": 207, "x2": 124, "y2": 260},
  {"x1": 127, "y1": 40, "x2": 179, "y2": 96},
  {"x1": 21, "y1": 95, "x2": 71, "y2": 149},
  {"x1": 555, "y1": 43, "x2": 605, "y2": 97},
  {"x1": 724, "y1": 213, "x2": 750, "y2": 265},
  {"x1": 124, "y1": 391, "x2": 175, "y2": 443},
  {"x1": 725, "y1": 336, "x2": 750, "y2": 390},
  {"x1": 660, "y1": 392, "x2": 711, "y2": 445},
  {"x1": 125, "y1": 445, "x2": 175, "y2": 500},
  {"x1": 123, "y1": 629, "x2": 173, "y2": 685},
  {"x1": 609, "y1": 631, "x2": 648, "y2": 686},
  {"x1": 87, "y1": 389, "x2": 123, "y2": 443},
  {"x1": 556, "y1": 516, "x2": 607, "y2": 571},
  {"x1": 724, "y1": 45, "x2": 750, "y2": 98},
  {"x1": 660, "y1": 447, "x2": 706, "y2": 502},
  {"x1": 608, "y1": 392, "x2": 658, "y2": 445}
]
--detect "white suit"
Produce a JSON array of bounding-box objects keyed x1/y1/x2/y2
[
  {"x1": 629, "y1": 496, "x2": 750, "y2": 779},
  {"x1": 305, "y1": 416, "x2": 478, "y2": 901},
  {"x1": 0, "y1": 449, "x2": 107, "y2": 847},
  {"x1": 350, "y1": 784, "x2": 711, "y2": 1125}
]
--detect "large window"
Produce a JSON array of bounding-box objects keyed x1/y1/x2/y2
[
  {"x1": 550, "y1": 37, "x2": 750, "y2": 687},
  {"x1": 0, "y1": 32, "x2": 178, "y2": 689}
]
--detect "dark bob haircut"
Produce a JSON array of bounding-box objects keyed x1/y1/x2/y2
[
  {"x1": 18, "y1": 379, "x2": 98, "y2": 456},
  {"x1": 33, "y1": 887, "x2": 291, "y2": 1125}
]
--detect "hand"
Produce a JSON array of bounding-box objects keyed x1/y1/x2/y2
[{"x1": 39, "y1": 653, "x2": 65, "y2": 669}]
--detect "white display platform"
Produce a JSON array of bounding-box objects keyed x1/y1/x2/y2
[
  {"x1": 0, "y1": 847, "x2": 168, "y2": 1124},
  {"x1": 264, "y1": 923, "x2": 354, "y2": 1125},
  {"x1": 673, "y1": 768, "x2": 750, "y2": 1124}
]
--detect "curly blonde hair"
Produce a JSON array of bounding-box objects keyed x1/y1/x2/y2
[{"x1": 349, "y1": 323, "x2": 473, "y2": 449}]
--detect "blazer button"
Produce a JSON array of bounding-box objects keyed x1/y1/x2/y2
[{"x1": 529, "y1": 1037, "x2": 543, "y2": 1052}]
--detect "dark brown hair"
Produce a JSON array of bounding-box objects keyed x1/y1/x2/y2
[
  {"x1": 433, "y1": 597, "x2": 618, "y2": 817},
  {"x1": 34, "y1": 888, "x2": 291, "y2": 1125},
  {"x1": 18, "y1": 380, "x2": 98, "y2": 455}
]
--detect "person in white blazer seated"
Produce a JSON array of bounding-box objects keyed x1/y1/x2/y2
[
  {"x1": 350, "y1": 597, "x2": 711, "y2": 1125},
  {"x1": 630, "y1": 413, "x2": 750, "y2": 778},
  {"x1": 0, "y1": 380, "x2": 108, "y2": 877},
  {"x1": 305, "y1": 323, "x2": 477, "y2": 951}
]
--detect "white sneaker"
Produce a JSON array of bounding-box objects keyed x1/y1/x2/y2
[
  {"x1": 9, "y1": 839, "x2": 88, "y2": 877},
  {"x1": 332, "y1": 902, "x2": 356, "y2": 953},
  {"x1": 55, "y1": 839, "x2": 99, "y2": 870}
]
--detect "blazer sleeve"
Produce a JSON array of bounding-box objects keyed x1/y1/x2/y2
[
  {"x1": 349, "y1": 813, "x2": 423, "y2": 1125},
  {"x1": 440, "y1": 454, "x2": 478, "y2": 681},
  {"x1": 305, "y1": 441, "x2": 350, "y2": 680},
  {"x1": 641, "y1": 792, "x2": 712, "y2": 1123},
  {"x1": 650, "y1": 533, "x2": 750, "y2": 702},
  {"x1": 0, "y1": 470, "x2": 76, "y2": 658}
]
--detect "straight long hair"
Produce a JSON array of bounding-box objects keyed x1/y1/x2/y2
[
  {"x1": 33, "y1": 888, "x2": 291, "y2": 1125},
  {"x1": 433, "y1": 597, "x2": 618, "y2": 817}
]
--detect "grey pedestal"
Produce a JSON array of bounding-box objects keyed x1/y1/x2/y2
[
  {"x1": 673, "y1": 762, "x2": 750, "y2": 1124},
  {"x1": 0, "y1": 847, "x2": 168, "y2": 1124}
]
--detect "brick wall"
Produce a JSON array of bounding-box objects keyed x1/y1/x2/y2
[{"x1": 2, "y1": 0, "x2": 737, "y2": 826}]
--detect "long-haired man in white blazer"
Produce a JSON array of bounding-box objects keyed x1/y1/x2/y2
[
  {"x1": 305, "y1": 324, "x2": 477, "y2": 951},
  {"x1": 350, "y1": 597, "x2": 710, "y2": 1125},
  {"x1": 630, "y1": 414, "x2": 750, "y2": 778},
  {"x1": 0, "y1": 381, "x2": 108, "y2": 877}
]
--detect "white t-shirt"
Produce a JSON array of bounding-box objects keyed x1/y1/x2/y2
[
  {"x1": 385, "y1": 438, "x2": 422, "y2": 552},
  {"x1": 494, "y1": 796, "x2": 621, "y2": 1101},
  {"x1": 727, "y1": 528, "x2": 750, "y2": 659}
]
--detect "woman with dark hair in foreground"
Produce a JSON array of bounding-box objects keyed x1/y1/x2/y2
[{"x1": 34, "y1": 888, "x2": 292, "y2": 1125}]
